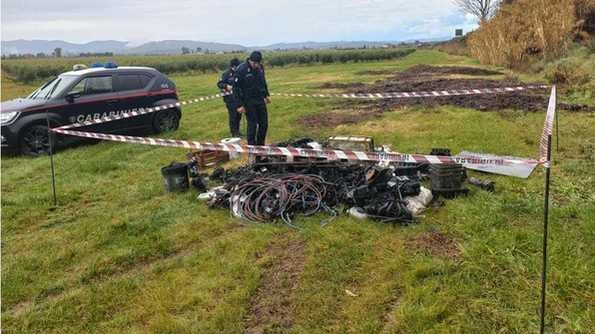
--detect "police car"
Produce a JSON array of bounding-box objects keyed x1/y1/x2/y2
[{"x1": 1, "y1": 63, "x2": 181, "y2": 155}]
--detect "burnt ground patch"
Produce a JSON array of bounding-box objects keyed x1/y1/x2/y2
[
  {"x1": 244, "y1": 234, "x2": 306, "y2": 334},
  {"x1": 352, "y1": 75, "x2": 593, "y2": 112},
  {"x1": 314, "y1": 82, "x2": 366, "y2": 89},
  {"x1": 395, "y1": 64, "x2": 503, "y2": 78},
  {"x1": 299, "y1": 65, "x2": 592, "y2": 126},
  {"x1": 408, "y1": 230, "x2": 461, "y2": 260},
  {"x1": 299, "y1": 108, "x2": 382, "y2": 128},
  {"x1": 356, "y1": 65, "x2": 503, "y2": 78},
  {"x1": 355, "y1": 69, "x2": 395, "y2": 76}
]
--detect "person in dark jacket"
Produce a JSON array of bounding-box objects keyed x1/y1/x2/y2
[
  {"x1": 217, "y1": 58, "x2": 242, "y2": 137},
  {"x1": 233, "y1": 51, "x2": 271, "y2": 146}
]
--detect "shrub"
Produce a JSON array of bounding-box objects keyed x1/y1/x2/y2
[
  {"x1": 545, "y1": 58, "x2": 591, "y2": 86},
  {"x1": 468, "y1": 0, "x2": 583, "y2": 68}
]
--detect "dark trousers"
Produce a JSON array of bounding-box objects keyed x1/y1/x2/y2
[
  {"x1": 226, "y1": 103, "x2": 242, "y2": 137},
  {"x1": 245, "y1": 103, "x2": 268, "y2": 145}
]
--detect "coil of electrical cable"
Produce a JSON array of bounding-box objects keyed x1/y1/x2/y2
[{"x1": 226, "y1": 173, "x2": 335, "y2": 227}]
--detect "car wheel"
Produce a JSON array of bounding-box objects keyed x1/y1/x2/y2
[
  {"x1": 19, "y1": 124, "x2": 55, "y2": 156},
  {"x1": 153, "y1": 109, "x2": 180, "y2": 133}
]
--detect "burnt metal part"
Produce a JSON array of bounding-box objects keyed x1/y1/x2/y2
[
  {"x1": 430, "y1": 148, "x2": 451, "y2": 156},
  {"x1": 429, "y1": 163, "x2": 468, "y2": 198},
  {"x1": 210, "y1": 166, "x2": 227, "y2": 181},
  {"x1": 191, "y1": 177, "x2": 208, "y2": 191},
  {"x1": 468, "y1": 177, "x2": 495, "y2": 192},
  {"x1": 274, "y1": 137, "x2": 316, "y2": 148}
]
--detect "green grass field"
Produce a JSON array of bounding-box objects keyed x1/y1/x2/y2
[{"x1": 1, "y1": 50, "x2": 594, "y2": 333}]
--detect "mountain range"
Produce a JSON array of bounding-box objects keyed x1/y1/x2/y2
[{"x1": 1, "y1": 38, "x2": 446, "y2": 56}]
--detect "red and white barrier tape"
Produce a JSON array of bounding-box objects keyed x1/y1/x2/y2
[
  {"x1": 52, "y1": 127, "x2": 539, "y2": 166},
  {"x1": 271, "y1": 85, "x2": 548, "y2": 99},
  {"x1": 539, "y1": 86, "x2": 556, "y2": 167},
  {"x1": 50, "y1": 84, "x2": 549, "y2": 168},
  {"x1": 56, "y1": 85, "x2": 548, "y2": 131}
]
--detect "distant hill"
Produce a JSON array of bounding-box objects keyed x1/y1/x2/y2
[
  {"x1": 125, "y1": 40, "x2": 246, "y2": 55},
  {"x1": 1, "y1": 39, "x2": 129, "y2": 56},
  {"x1": 259, "y1": 41, "x2": 399, "y2": 50},
  {"x1": 1, "y1": 38, "x2": 450, "y2": 56}
]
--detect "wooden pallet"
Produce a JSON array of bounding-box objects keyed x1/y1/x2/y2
[{"x1": 188, "y1": 150, "x2": 230, "y2": 168}]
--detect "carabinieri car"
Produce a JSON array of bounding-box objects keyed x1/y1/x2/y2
[{"x1": 1, "y1": 63, "x2": 181, "y2": 155}]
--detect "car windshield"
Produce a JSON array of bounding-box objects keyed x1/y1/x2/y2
[{"x1": 28, "y1": 75, "x2": 78, "y2": 99}]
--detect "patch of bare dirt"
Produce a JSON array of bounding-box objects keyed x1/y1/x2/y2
[
  {"x1": 355, "y1": 69, "x2": 395, "y2": 76},
  {"x1": 408, "y1": 230, "x2": 460, "y2": 260},
  {"x1": 354, "y1": 75, "x2": 593, "y2": 112},
  {"x1": 315, "y1": 82, "x2": 366, "y2": 89},
  {"x1": 244, "y1": 235, "x2": 306, "y2": 334},
  {"x1": 298, "y1": 65, "x2": 592, "y2": 127},
  {"x1": 396, "y1": 64, "x2": 502, "y2": 78},
  {"x1": 298, "y1": 109, "x2": 382, "y2": 127},
  {"x1": 355, "y1": 65, "x2": 502, "y2": 78}
]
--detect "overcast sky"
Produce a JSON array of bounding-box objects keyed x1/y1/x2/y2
[{"x1": 1, "y1": 0, "x2": 477, "y2": 45}]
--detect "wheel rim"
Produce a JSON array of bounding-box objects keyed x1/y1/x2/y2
[
  {"x1": 157, "y1": 112, "x2": 178, "y2": 132},
  {"x1": 22, "y1": 127, "x2": 50, "y2": 155}
]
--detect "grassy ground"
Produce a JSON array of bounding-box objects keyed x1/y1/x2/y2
[{"x1": 1, "y1": 50, "x2": 594, "y2": 333}]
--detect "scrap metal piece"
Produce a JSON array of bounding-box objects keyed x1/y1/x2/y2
[
  {"x1": 468, "y1": 177, "x2": 495, "y2": 192},
  {"x1": 429, "y1": 163, "x2": 468, "y2": 198},
  {"x1": 327, "y1": 136, "x2": 374, "y2": 152}
]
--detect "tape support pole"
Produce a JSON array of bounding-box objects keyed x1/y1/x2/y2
[{"x1": 539, "y1": 85, "x2": 556, "y2": 334}]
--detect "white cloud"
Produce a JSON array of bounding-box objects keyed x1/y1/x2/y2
[{"x1": 1, "y1": 0, "x2": 472, "y2": 44}]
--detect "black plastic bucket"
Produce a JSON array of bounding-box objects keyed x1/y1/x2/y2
[{"x1": 161, "y1": 162, "x2": 189, "y2": 192}]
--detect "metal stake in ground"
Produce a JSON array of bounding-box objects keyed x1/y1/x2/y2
[
  {"x1": 46, "y1": 110, "x2": 57, "y2": 207},
  {"x1": 539, "y1": 86, "x2": 556, "y2": 334},
  {"x1": 555, "y1": 106, "x2": 560, "y2": 152},
  {"x1": 539, "y1": 134, "x2": 552, "y2": 334}
]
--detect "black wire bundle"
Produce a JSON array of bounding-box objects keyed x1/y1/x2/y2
[
  {"x1": 227, "y1": 174, "x2": 335, "y2": 227},
  {"x1": 207, "y1": 161, "x2": 421, "y2": 226}
]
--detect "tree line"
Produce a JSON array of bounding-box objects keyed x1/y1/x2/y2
[{"x1": 1, "y1": 48, "x2": 415, "y2": 83}]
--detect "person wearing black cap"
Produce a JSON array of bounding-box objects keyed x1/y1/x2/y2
[
  {"x1": 217, "y1": 58, "x2": 242, "y2": 137},
  {"x1": 233, "y1": 51, "x2": 271, "y2": 146}
]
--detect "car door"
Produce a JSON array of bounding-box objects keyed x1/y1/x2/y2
[
  {"x1": 113, "y1": 72, "x2": 154, "y2": 133},
  {"x1": 61, "y1": 74, "x2": 121, "y2": 134}
]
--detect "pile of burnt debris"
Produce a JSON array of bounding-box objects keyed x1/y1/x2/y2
[{"x1": 179, "y1": 137, "x2": 495, "y2": 228}]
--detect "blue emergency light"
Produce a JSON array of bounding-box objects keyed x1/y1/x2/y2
[{"x1": 90, "y1": 62, "x2": 118, "y2": 68}]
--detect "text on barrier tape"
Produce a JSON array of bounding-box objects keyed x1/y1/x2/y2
[{"x1": 53, "y1": 127, "x2": 539, "y2": 167}]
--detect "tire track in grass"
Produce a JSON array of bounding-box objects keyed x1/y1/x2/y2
[
  {"x1": 287, "y1": 218, "x2": 383, "y2": 332},
  {"x1": 244, "y1": 232, "x2": 306, "y2": 334},
  {"x1": 335, "y1": 231, "x2": 407, "y2": 334}
]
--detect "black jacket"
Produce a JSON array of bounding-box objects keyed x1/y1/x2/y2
[
  {"x1": 233, "y1": 60, "x2": 270, "y2": 107},
  {"x1": 217, "y1": 67, "x2": 238, "y2": 105}
]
